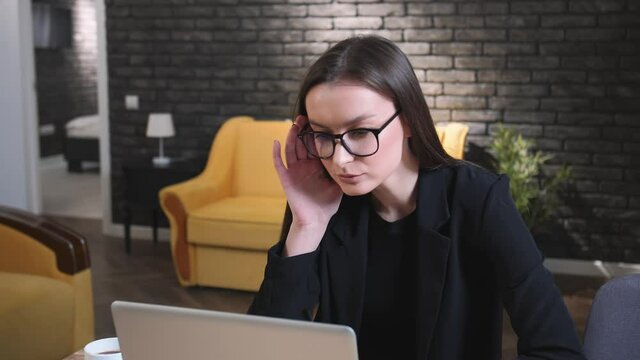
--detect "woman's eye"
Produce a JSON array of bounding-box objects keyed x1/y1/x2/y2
[
  {"x1": 314, "y1": 133, "x2": 333, "y2": 141},
  {"x1": 349, "y1": 130, "x2": 370, "y2": 139}
]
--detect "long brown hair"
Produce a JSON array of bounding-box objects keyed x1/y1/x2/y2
[{"x1": 292, "y1": 35, "x2": 462, "y2": 169}]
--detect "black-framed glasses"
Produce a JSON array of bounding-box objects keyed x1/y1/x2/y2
[{"x1": 298, "y1": 109, "x2": 401, "y2": 159}]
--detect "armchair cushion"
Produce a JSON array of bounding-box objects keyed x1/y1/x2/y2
[{"x1": 188, "y1": 196, "x2": 286, "y2": 251}]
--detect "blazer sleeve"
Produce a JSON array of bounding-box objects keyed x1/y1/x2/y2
[
  {"x1": 247, "y1": 233, "x2": 321, "y2": 321},
  {"x1": 480, "y1": 174, "x2": 587, "y2": 360}
]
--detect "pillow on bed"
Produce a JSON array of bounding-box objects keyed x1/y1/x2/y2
[{"x1": 65, "y1": 115, "x2": 100, "y2": 139}]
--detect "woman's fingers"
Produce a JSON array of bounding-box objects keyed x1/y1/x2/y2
[
  {"x1": 284, "y1": 122, "x2": 299, "y2": 166},
  {"x1": 272, "y1": 140, "x2": 289, "y2": 184}
]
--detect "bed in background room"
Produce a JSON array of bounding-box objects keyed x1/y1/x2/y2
[{"x1": 64, "y1": 114, "x2": 100, "y2": 172}]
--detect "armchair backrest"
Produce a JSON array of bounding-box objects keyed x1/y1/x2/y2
[
  {"x1": 205, "y1": 116, "x2": 291, "y2": 198},
  {"x1": 435, "y1": 122, "x2": 469, "y2": 159},
  {"x1": 233, "y1": 119, "x2": 291, "y2": 197}
]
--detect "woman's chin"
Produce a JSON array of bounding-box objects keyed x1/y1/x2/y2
[{"x1": 336, "y1": 181, "x2": 375, "y2": 197}]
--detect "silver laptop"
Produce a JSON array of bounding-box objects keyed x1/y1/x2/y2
[{"x1": 111, "y1": 301, "x2": 359, "y2": 360}]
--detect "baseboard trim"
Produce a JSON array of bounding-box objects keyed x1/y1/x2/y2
[
  {"x1": 544, "y1": 258, "x2": 640, "y2": 279},
  {"x1": 39, "y1": 154, "x2": 65, "y2": 170}
]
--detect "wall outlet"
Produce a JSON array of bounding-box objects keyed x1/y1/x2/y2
[{"x1": 125, "y1": 95, "x2": 139, "y2": 110}]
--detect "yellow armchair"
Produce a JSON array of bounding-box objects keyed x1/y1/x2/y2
[
  {"x1": 435, "y1": 122, "x2": 469, "y2": 159},
  {"x1": 0, "y1": 206, "x2": 94, "y2": 360},
  {"x1": 160, "y1": 116, "x2": 291, "y2": 291}
]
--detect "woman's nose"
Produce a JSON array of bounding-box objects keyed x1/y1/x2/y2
[{"x1": 331, "y1": 141, "x2": 354, "y2": 165}]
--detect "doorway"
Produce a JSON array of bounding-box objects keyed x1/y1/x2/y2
[{"x1": 30, "y1": 0, "x2": 111, "y2": 223}]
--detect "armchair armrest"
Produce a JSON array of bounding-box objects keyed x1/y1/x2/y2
[
  {"x1": 160, "y1": 174, "x2": 231, "y2": 285},
  {"x1": 159, "y1": 116, "x2": 249, "y2": 285},
  {"x1": 0, "y1": 206, "x2": 90, "y2": 276}
]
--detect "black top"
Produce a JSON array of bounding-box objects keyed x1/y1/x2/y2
[{"x1": 358, "y1": 208, "x2": 418, "y2": 360}]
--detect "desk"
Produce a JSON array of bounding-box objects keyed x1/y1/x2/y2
[{"x1": 121, "y1": 158, "x2": 204, "y2": 253}]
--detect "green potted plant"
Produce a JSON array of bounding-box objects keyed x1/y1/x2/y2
[{"x1": 489, "y1": 124, "x2": 573, "y2": 233}]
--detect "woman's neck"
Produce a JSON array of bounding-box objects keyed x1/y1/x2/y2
[{"x1": 370, "y1": 149, "x2": 420, "y2": 222}]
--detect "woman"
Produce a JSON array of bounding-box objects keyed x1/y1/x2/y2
[{"x1": 248, "y1": 35, "x2": 586, "y2": 360}]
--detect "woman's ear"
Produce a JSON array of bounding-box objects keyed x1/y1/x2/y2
[{"x1": 400, "y1": 115, "x2": 412, "y2": 138}]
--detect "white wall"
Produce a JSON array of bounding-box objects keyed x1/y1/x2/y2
[
  {"x1": 0, "y1": 0, "x2": 41, "y2": 212},
  {"x1": 96, "y1": 0, "x2": 114, "y2": 234}
]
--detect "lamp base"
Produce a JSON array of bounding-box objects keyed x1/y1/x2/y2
[{"x1": 152, "y1": 156, "x2": 171, "y2": 166}]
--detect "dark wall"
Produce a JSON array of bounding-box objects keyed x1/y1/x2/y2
[
  {"x1": 35, "y1": 0, "x2": 98, "y2": 158},
  {"x1": 106, "y1": 0, "x2": 640, "y2": 262}
]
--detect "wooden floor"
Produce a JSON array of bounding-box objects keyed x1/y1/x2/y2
[{"x1": 49, "y1": 216, "x2": 605, "y2": 359}]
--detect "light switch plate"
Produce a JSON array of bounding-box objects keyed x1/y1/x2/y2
[
  {"x1": 125, "y1": 95, "x2": 139, "y2": 110},
  {"x1": 39, "y1": 124, "x2": 55, "y2": 136}
]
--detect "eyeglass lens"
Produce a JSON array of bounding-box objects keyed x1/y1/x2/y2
[{"x1": 301, "y1": 130, "x2": 379, "y2": 158}]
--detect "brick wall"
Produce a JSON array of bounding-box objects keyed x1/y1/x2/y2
[
  {"x1": 35, "y1": 0, "x2": 98, "y2": 157},
  {"x1": 106, "y1": 0, "x2": 640, "y2": 262}
]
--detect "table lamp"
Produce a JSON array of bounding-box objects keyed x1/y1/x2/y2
[{"x1": 146, "y1": 113, "x2": 175, "y2": 166}]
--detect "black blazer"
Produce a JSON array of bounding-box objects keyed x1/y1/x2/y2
[{"x1": 249, "y1": 162, "x2": 586, "y2": 360}]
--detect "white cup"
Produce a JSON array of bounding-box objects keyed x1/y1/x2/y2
[{"x1": 84, "y1": 337, "x2": 122, "y2": 360}]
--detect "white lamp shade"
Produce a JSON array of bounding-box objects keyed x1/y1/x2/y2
[{"x1": 146, "y1": 113, "x2": 175, "y2": 138}]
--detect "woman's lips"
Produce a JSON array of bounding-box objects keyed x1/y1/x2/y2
[{"x1": 337, "y1": 173, "x2": 363, "y2": 184}]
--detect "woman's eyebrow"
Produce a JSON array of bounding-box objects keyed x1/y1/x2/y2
[{"x1": 308, "y1": 113, "x2": 376, "y2": 129}]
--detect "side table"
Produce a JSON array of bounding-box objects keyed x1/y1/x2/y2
[{"x1": 121, "y1": 158, "x2": 203, "y2": 253}]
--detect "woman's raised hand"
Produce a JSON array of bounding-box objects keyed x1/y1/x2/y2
[{"x1": 273, "y1": 115, "x2": 343, "y2": 256}]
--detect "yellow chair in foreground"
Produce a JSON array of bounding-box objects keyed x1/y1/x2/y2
[
  {"x1": 0, "y1": 206, "x2": 94, "y2": 360},
  {"x1": 160, "y1": 116, "x2": 291, "y2": 291}
]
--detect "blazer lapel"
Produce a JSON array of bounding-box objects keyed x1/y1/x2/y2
[
  {"x1": 324, "y1": 195, "x2": 370, "y2": 334},
  {"x1": 415, "y1": 167, "x2": 453, "y2": 359},
  {"x1": 321, "y1": 166, "x2": 453, "y2": 356}
]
